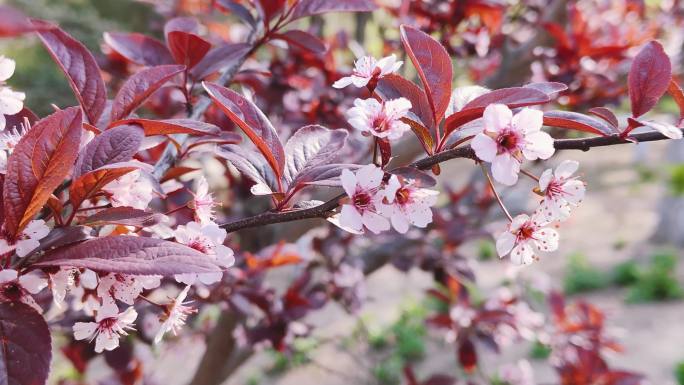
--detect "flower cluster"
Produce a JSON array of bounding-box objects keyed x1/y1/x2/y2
[{"x1": 0, "y1": 56, "x2": 25, "y2": 130}]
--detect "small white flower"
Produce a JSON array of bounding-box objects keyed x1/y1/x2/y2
[
  {"x1": 154, "y1": 285, "x2": 197, "y2": 344},
  {"x1": 189, "y1": 176, "x2": 217, "y2": 225},
  {"x1": 537, "y1": 160, "x2": 585, "y2": 222},
  {"x1": 0, "y1": 269, "x2": 48, "y2": 312},
  {"x1": 380, "y1": 175, "x2": 438, "y2": 233},
  {"x1": 103, "y1": 170, "x2": 155, "y2": 210},
  {"x1": 332, "y1": 54, "x2": 402, "y2": 89},
  {"x1": 0, "y1": 56, "x2": 26, "y2": 131},
  {"x1": 496, "y1": 213, "x2": 559, "y2": 265},
  {"x1": 97, "y1": 273, "x2": 161, "y2": 307},
  {"x1": 347, "y1": 97, "x2": 412, "y2": 140},
  {"x1": 0, "y1": 123, "x2": 27, "y2": 173},
  {"x1": 0, "y1": 219, "x2": 50, "y2": 258},
  {"x1": 50, "y1": 267, "x2": 97, "y2": 308},
  {"x1": 73, "y1": 304, "x2": 137, "y2": 353},
  {"x1": 472, "y1": 104, "x2": 555, "y2": 185},
  {"x1": 338, "y1": 165, "x2": 390, "y2": 234},
  {"x1": 174, "y1": 221, "x2": 234, "y2": 285}
]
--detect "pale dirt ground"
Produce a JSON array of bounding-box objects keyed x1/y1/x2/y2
[{"x1": 144, "y1": 140, "x2": 684, "y2": 385}]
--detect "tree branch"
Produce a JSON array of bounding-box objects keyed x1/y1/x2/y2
[{"x1": 220, "y1": 129, "x2": 684, "y2": 233}]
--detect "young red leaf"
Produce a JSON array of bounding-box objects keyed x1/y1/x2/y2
[
  {"x1": 204, "y1": 82, "x2": 286, "y2": 179},
  {"x1": 35, "y1": 236, "x2": 226, "y2": 275},
  {"x1": 69, "y1": 163, "x2": 140, "y2": 210},
  {"x1": 37, "y1": 27, "x2": 107, "y2": 124},
  {"x1": 543, "y1": 110, "x2": 614, "y2": 136},
  {"x1": 110, "y1": 64, "x2": 185, "y2": 121},
  {"x1": 190, "y1": 43, "x2": 251, "y2": 80},
  {"x1": 667, "y1": 79, "x2": 684, "y2": 124},
  {"x1": 288, "y1": 0, "x2": 377, "y2": 22},
  {"x1": 74, "y1": 125, "x2": 144, "y2": 178},
  {"x1": 378, "y1": 138, "x2": 392, "y2": 167},
  {"x1": 588, "y1": 107, "x2": 619, "y2": 129},
  {"x1": 376, "y1": 74, "x2": 435, "y2": 130},
  {"x1": 164, "y1": 18, "x2": 211, "y2": 69},
  {"x1": 273, "y1": 30, "x2": 327, "y2": 54},
  {"x1": 254, "y1": 0, "x2": 286, "y2": 26},
  {"x1": 0, "y1": 302, "x2": 52, "y2": 385},
  {"x1": 400, "y1": 25, "x2": 453, "y2": 124},
  {"x1": 457, "y1": 338, "x2": 478, "y2": 373},
  {"x1": 0, "y1": 6, "x2": 42, "y2": 37},
  {"x1": 110, "y1": 118, "x2": 221, "y2": 136},
  {"x1": 283, "y1": 125, "x2": 347, "y2": 186},
  {"x1": 628, "y1": 41, "x2": 671, "y2": 118},
  {"x1": 182, "y1": 132, "x2": 243, "y2": 154},
  {"x1": 103, "y1": 32, "x2": 174, "y2": 66},
  {"x1": 443, "y1": 87, "x2": 550, "y2": 140},
  {"x1": 81, "y1": 207, "x2": 163, "y2": 227},
  {"x1": 3, "y1": 107, "x2": 82, "y2": 238}
]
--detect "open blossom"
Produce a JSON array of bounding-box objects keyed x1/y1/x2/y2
[
  {"x1": 472, "y1": 104, "x2": 554, "y2": 185},
  {"x1": 0, "y1": 56, "x2": 26, "y2": 131},
  {"x1": 174, "y1": 221, "x2": 235, "y2": 285},
  {"x1": 50, "y1": 267, "x2": 98, "y2": 308},
  {"x1": 73, "y1": 305, "x2": 137, "y2": 353},
  {"x1": 0, "y1": 219, "x2": 50, "y2": 258},
  {"x1": 347, "y1": 97, "x2": 412, "y2": 140},
  {"x1": 154, "y1": 285, "x2": 197, "y2": 343},
  {"x1": 103, "y1": 170, "x2": 155, "y2": 209},
  {"x1": 189, "y1": 176, "x2": 218, "y2": 225},
  {"x1": 538, "y1": 160, "x2": 585, "y2": 222},
  {"x1": 97, "y1": 273, "x2": 161, "y2": 307},
  {"x1": 332, "y1": 54, "x2": 402, "y2": 89},
  {"x1": 0, "y1": 269, "x2": 48, "y2": 312},
  {"x1": 380, "y1": 175, "x2": 439, "y2": 233},
  {"x1": 496, "y1": 213, "x2": 559, "y2": 265},
  {"x1": 0, "y1": 123, "x2": 27, "y2": 173},
  {"x1": 339, "y1": 165, "x2": 390, "y2": 234}
]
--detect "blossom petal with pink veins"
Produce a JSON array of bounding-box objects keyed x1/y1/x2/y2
[
  {"x1": 563, "y1": 180, "x2": 585, "y2": 204},
  {"x1": 356, "y1": 164, "x2": 384, "y2": 189},
  {"x1": 376, "y1": 54, "x2": 402, "y2": 75},
  {"x1": 491, "y1": 153, "x2": 520, "y2": 186},
  {"x1": 384, "y1": 98, "x2": 412, "y2": 119},
  {"x1": 512, "y1": 108, "x2": 543, "y2": 134},
  {"x1": 496, "y1": 231, "x2": 516, "y2": 257},
  {"x1": 95, "y1": 330, "x2": 121, "y2": 353},
  {"x1": 350, "y1": 76, "x2": 371, "y2": 88},
  {"x1": 340, "y1": 169, "x2": 357, "y2": 197},
  {"x1": 472, "y1": 133, "x2": 497, "y2": 162},
  {"x1": 0, "y1": 57, "x2": 16, "y2": 81},
  {"x1": 408, "y1": 205, "x2": 433, "y2": 228},
  {"x1": 554, "y1": 160, "x2": 579, "y2": 179},
  {"x1": 510, "y1": 243, "x2": 535, "y2": 265},
  {"x1": 362, "y1": 211, "x2": 390, "y2": 234},
  {"x1": 522, "y1": 131, "x2": 555, "y2": 160},
  {"x1": 332, "y1": 76, "x2": 354, "y2": 89},
  {"x1": 73, "y1": 322, "x2": 98, "y2": 341},
  {"x1": 539, "y1": 169, "x2": 553, "y2": 192},
  {"x1": 15, "y1": 238, "x2": 40, "y2": 258},
  {"x1": 384, "y1": 175, "x2": 401, "y2": 202},
  {"x1": 483, "y1": 104, "x2": 513, "y2": 133},
  {"x1": 533, "y1": 227, "x2": 559, "y2": 252},
  {"x1": 390, "y1": 213, "x2": 410, "y2": 234},
  {"x1": 538, "y1": 198, "x2": 570, "y2": 222},
  {"x1": 340, "y1": 204, "x2": 364, "y2": 232},
  {"x1": 18, "y1": 273, "x2": 48, "y2": 294},
  {"x1": 510, "y1": 214, "x2": 530, "y2": 232},
  {"x1": 0, "y1": 88, "x2": 25, "y2": 115}
]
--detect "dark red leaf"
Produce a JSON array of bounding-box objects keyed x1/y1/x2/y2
[
  {"x1": 400, "y1": 25, "x2": 453, "y2": 124},
  {"x1": 160, "y1": 166, "x2": 199, "y2": 183},
  {"x1": 667, "y1": 79, "x2": 684, "y2": 124},
  {"x1": 588, "y1": 107, "x2": 619, "y2": 129},
  {"x1": 164, "y1": 18, "x2": 210, "y2": 69},
  {"x1": 2, "y1": 107, "x2": 38, "y2": 132},
  {"x1": 190, "y1": 43, "x2": 251, "y2": 80},
  {"x1": 422, "y1": 375, "x2": 456, "y2": 385},
  {"x1": 103, "y1": 32, "x2": 174, "y2": 66},
  {"x1": 110, "y1": 118, "x2": 220, "y2": 136},
  {"x1": 273, "y1": 30, "x2": 327, "y2": 54},
  {"x1": 288, "y1": 0, "x2": 377, "y2": 22},
  {"x1": 524, "y1": 81, "x2": 568, "y2": 96},
  {"x1": 378, "y1": 138, "x2": 392, "y2": 167},
  {"x1": 204, "y1": 82, "x2": 285, "y2": 180},
  {"x1": 75, "y1": 124, "x2": 144, "y2": 178},
  {"x1": 543, "y1": 110, "x2": 614, "y2": 136},
  {"x1": 69, "y1": 163, "x2": 140, "y2": 210},
  {"x1": 82, "y1": 207, "x2": 163, "y2": 227},
  {"x1": 628, "y1": 41, "x2": 671, "y2": 118},
  {"x1": 216, "y1": 145, "x2": 280, "y2": 195},
  {"x1": 0, "y1": 6, "x2": 44, "y2": 36},
  {"x1": 37, "y1": 26, "x2": 107, "y2": 124},
  {"x1": 182, "y1": 132, "x2": 243, "y2": 154},
  {"x1": 36, "y1": 236, "x2": 226, "y2": 275},
  {"x1": 3, "y1": 107, "x2": 82, "y2": 238},
  {"x1": 110, "y1": 64, "x2": 185, "y2": 121},
  {"x1": 283, "y1": 125, "x2": 347, "y2": 186},
  {"x1": 376, "y1": 74, "x2": 435, "y2": 130},
  {"x1": 0, "y1": 302, "x2": 52, "y2": 385},
  {"x1": 255, "y1": 0, "x2": 286, "y2": 25},
  {"x1": 457, "y1": 339, "x2": 477, "y2": 373},
  {"x1": 291, "y1": 164, "x2": 357, "y2": 187}
]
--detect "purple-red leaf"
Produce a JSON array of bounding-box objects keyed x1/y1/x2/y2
[
  {"x1": 190, "y1": 43, "x2": 251, "y2": 80},
  {"x1": 164, "y1": 18, "x2": 211, "y2": 69},
  {"x1": 400, "y1": 25, "x2": 453, "y2": 124},
  {"x1": 36, "y1": 236, "x2": 225, "y2": 275},
  {"x1": 288, "y1": 0, "x2": 377, "y2": 22},
  {"x1": 667, "y1": 79, "x2": 684, "y2": 124},
  {"x1": 75, "y1": 124, "x2": 144, "y2": 178},
  {"x1": 110, "y1": 118, "x2": 220, "y2": 136},
  {"x1": 37, "y1": 26, "x2": 107, "y2": 124},
  {"x1": 103, "y1": 32, "x2": 174, "y2": 66},
  {"x1": 217, "y1": 145, "x2": 280, "y2": 195},
  {"x1": 0, "y1": 302, "x2": 52, "y2": 385},
  {"x1": 69, "y1": 163, "x2": 140, "y2": 210},
  {"x1": 182, "y1": 132, "x2": 243, "y2": 154},
  {"x1": 588, "y1": 107, "x2": 619, "y2": 129},
  {"x1": 0, "y1": 6, "x2": 43, "y2": 36},
  {"x1": 524, "y1": 81, "x2": 568, "y2": 96},
  {"x1": 3, "y1": 107, "x2": 82, "y2": 238},
  {"x1": 274, "y1": 30, "x2": 327, "y2": 54},
  {"x1": 110, "y1": 64, "x2": 185, "y2": 121},
  {"x1": 376, "y1": 74, "x2": 435, "y2": 129},
  {"x1": 82, "y1": 207, "x2": 163, "y2": 227},
  {"x1": 283, "y1": 125, "x2": 347, "y2": 186},
  {"x1": 291, "y1": 164, "x2": 357, "y2": 187},
  {"x1": 543, "y1": 110, "x2": 614, "y2": 136},
  {"x1": 628, "y1": 41, "x2": 671, "y2": 118},
  {"x1": 204, "y1": 82, "x2": 285, "y2": 180}
]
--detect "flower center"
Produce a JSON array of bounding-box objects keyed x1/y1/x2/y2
[
  {"x1": 353, "y1": 192, "x2": 372, "y2": 209},
  {"x1": 516, "y1": 223, "x2": 536, "y2": 241},
  {"x1": 1, "y1": 282, "x2": 21, "y2": 301},
  {"x1": 395, "y1": 187, "x2": 411, "y2": 205},
  {"x1": 371, "y1": 115, "x2": 389, "y2": 132},
  {"x1": 99, "y1": 317, "x2": 118, "y2": 330},
  {"x1": 546, "y1": 179, "x2": 565, "y2": 198},
  {"x1": 496, "y1": 128, "x2": 521, "y2": 153}
]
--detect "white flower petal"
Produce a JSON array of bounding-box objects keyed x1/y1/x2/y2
[
  {"x1": 483, "y1": 104, "x2": 513, "y2": 133},
  {"x1": 491, "y1": 153, "x2": 520, "y2": 186},
  {"x1": 472, "y1": 133, "x2": 497, "y2": 162}
]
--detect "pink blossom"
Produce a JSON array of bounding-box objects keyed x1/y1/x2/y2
[
  {"x1": 50, "y1": 267, "x2": 98, "y2": 308},
  {"x1": 154, "y1": 285, "x2": 197, "y2": 343},
  {"x1": 380, "y1": 175, "x2": 439, "y2": 233},
  {"x1": 496, "y1": 213, "x2": 559, "y2": 265},
  {"x1": 0, "y1": 56, "x2": 25, "y2": 131},
  {"x1": 347, "y1": 97, "x2": 412, "y2": 140},
  {"x1": 103, "y1": 170, "x2": 155, "y2": 209},
  {"x1": 0, "y1": 219, "x2": 50, "y2": 258},
  {"x1": 472, "y1": 104, "x2": 555, "y2": 185},
  {"x1": 338, "y1": 165, "x2": 390, "y2": 234},
  {"x1": 73, "y1": 304, "x2": 137, "y2": 353},
  {"x1": 538, "y1": 160, "x2": 585, "y2": 222},
  {"x1": 0, "y1": 269, "x2": 48, "y2": 312},
  {"x1": 332, "y1": 54, "x2": 402, "y2": 89},
  {"x1": 174, "y1": 221, "x2": 235, "y2": 285},
  {"x1": 189, "y1": 176, "x2": 218, "y2": 225},
  {"x1": 97, "y1": 273, "x2": 161, "y2": 307},
  {"x1": 0, "y1": 123, "x2": 26, "y2": 173}
]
